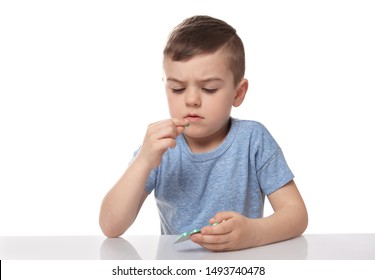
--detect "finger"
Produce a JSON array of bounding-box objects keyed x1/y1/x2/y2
[
  {"x1": 201, "y1": 242, "x2": 232, "y2": 252},
  {"x1": 152, "y1": 125, "x2": 179, "y2": 140},
  {"x1": 173, "y1": 120, "x2": 189, "y2": 136},
  {"x1": 209, "y1": 211, "x2": 237, "y2": 225},
  {"x1": 148, "y1": 119, "x2": 188, "y2": 138},
  {"x1": 175, "y1": 125, "x2": 187, "y2": 136},
  {"x1": 171, "y1": 118, "x2": 189, "y2": 128},
  {"x1": 200, "y1": 220, "x2": 230, "y2": 235},
  {"x1": 191, "y1": 233, "x2": 231, "y2": 251},
  {"x1": 161, "y1": 118, "x2": 189, "y2": 138},
  {"x1": 147, "y1": 121, "x2": 179, "y2": 140},
  {"x1": 153, "y1": 137, "x2": 178, "y2": 151},
  {"x1": 191, "y1": 232, "x2": 230, "y2": 244},
  {"x1": 147, "y1": 119, "x2": 175, "y2": 133}
]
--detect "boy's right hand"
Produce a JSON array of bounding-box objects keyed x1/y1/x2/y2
[{"x1": 136, "y1": 118, "x2": 189, "y2": 170}]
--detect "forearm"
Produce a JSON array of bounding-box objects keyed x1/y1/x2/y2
[
  {"x1": 250, "y1": 180, "x2": 308, "y2": 247},
  {"x1": 193, "y1": 180, "x2": 308, "y2": 251},
  {"x1": 99, "y1": 156, "x2": 151, "y2": 238},
  {"x1": 99, "y1": 119, "x2": 190, "y2": 237},
  {"x1": 249, "y1": 204, "x2": 308, "y2": 247}
]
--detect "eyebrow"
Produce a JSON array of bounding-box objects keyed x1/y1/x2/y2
[{"x1": 166, "y1": 77, "x2": 224, "y2": 83}]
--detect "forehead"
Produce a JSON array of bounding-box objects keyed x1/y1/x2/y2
[{"x1": 163, "y1": 48, "x2": 233, "y2": 82}]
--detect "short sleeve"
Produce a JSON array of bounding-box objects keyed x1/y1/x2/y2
[
  {"x1": 257, "y1": 147, "x2": 294, "y2": 195},
  {"x1": 250, "y1": 123, "x2": 294, "y2": 196}
]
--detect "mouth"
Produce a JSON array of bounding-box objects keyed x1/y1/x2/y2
[{"x1": 184, "y1": 114, "x2": 204, "y2": 123}]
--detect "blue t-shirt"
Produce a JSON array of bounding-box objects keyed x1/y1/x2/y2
[{"x1": 143, "y1": 118, "x2": 294, "y2": 235}]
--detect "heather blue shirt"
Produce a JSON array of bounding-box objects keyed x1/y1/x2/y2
[{"x1": 143, "y1": 118, "x2": 294, "y2": 235}]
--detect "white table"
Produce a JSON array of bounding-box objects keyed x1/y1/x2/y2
[{"x1": 1, "y1": 234, "x2": 374, "y2": 260}]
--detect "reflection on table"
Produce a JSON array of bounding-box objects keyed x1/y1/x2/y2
[{"x1": 1, "y1": 234, "x2": 374, "y2": 260}]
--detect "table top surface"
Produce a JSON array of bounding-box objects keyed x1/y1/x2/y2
[{"x1": 1, "y1": 234, "x2": 374, "y2": 260}]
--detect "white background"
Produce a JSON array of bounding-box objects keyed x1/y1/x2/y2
[{"x1": 1, "y1": 0, "x2": 374, "y2": 236}]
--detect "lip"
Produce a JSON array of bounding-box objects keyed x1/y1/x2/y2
[{"x1": 184, "y1": 114, "x2": 204, "y2": 123}]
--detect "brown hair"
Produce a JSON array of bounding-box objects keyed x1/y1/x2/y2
[{"x1": 163, "y1": 15, "x2": 245, "y2": 86}]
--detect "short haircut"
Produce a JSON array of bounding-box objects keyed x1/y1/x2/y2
[{"x1": 163, "y1": 15, "x2": 245, "y2": 86}]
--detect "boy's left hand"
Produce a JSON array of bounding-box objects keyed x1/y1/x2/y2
[{"x1": 190, "y1": 211, "x2": 256, "y2": 251}]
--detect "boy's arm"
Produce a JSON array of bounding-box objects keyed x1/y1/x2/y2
[
  {"x1": 99, "y1": 118, "x2": 189, "y2": 238},
  {"x1": 191, "y1": 180, "x2": 308, "y2": 251},
  {"x1": 99, "y1": 157, "x2": 151, "y2": 238}
]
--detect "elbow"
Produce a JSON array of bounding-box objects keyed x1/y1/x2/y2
[
  {"x1": 302, "y1": 210, "x2": 309, "y2": 233},
  {"x1": 100, "y1": 222, "x2": 125, "y2": 238},
  {"x1": 296, "y1": 207, "x2": 309, "y2": 237},
  {"x1": 101, "y1": 226, "x2": 120, "y2": 238},
  {"x1": 99, "y1": 215, "x2": 127, "y2": 238}
]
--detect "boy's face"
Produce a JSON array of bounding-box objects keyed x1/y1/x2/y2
[{"x1": 163, "y1": 47, "x2": 247, "y2": 144}]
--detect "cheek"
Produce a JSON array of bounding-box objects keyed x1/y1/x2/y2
[
  {"x1": 206, "y1": 95, "x2": 233, "y2": 114},
  {"x1": 166, "y1": 95, "x2": 182, "y2": 116}
]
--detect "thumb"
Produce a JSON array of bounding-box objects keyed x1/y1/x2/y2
[{"x1": 172, "y1": 118, "x2": 189, "y2": 136}]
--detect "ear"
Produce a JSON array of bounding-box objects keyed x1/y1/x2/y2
[{"x1": 233, "y1": 79, "x2": 248, "y2": 107}]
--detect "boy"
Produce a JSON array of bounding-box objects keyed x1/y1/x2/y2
[{"x1": 99, "y1": 15, "x2": 308, "y2": 251}]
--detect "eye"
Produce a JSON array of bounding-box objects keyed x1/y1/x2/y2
[
  {"x1": 171, "y1": 88, "x2": 185, "y2": 94},
  {"x1": 202, "y1": 88, "x2": 218, "y2": 94}
]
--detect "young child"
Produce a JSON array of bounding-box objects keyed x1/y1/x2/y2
[{"x1": 99, "y1": 15, "x2": 308, "y2": 251}]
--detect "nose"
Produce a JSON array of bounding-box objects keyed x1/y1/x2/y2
[{"x1": 185, "y1": 88, "x2": 201, "y2": 107}]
